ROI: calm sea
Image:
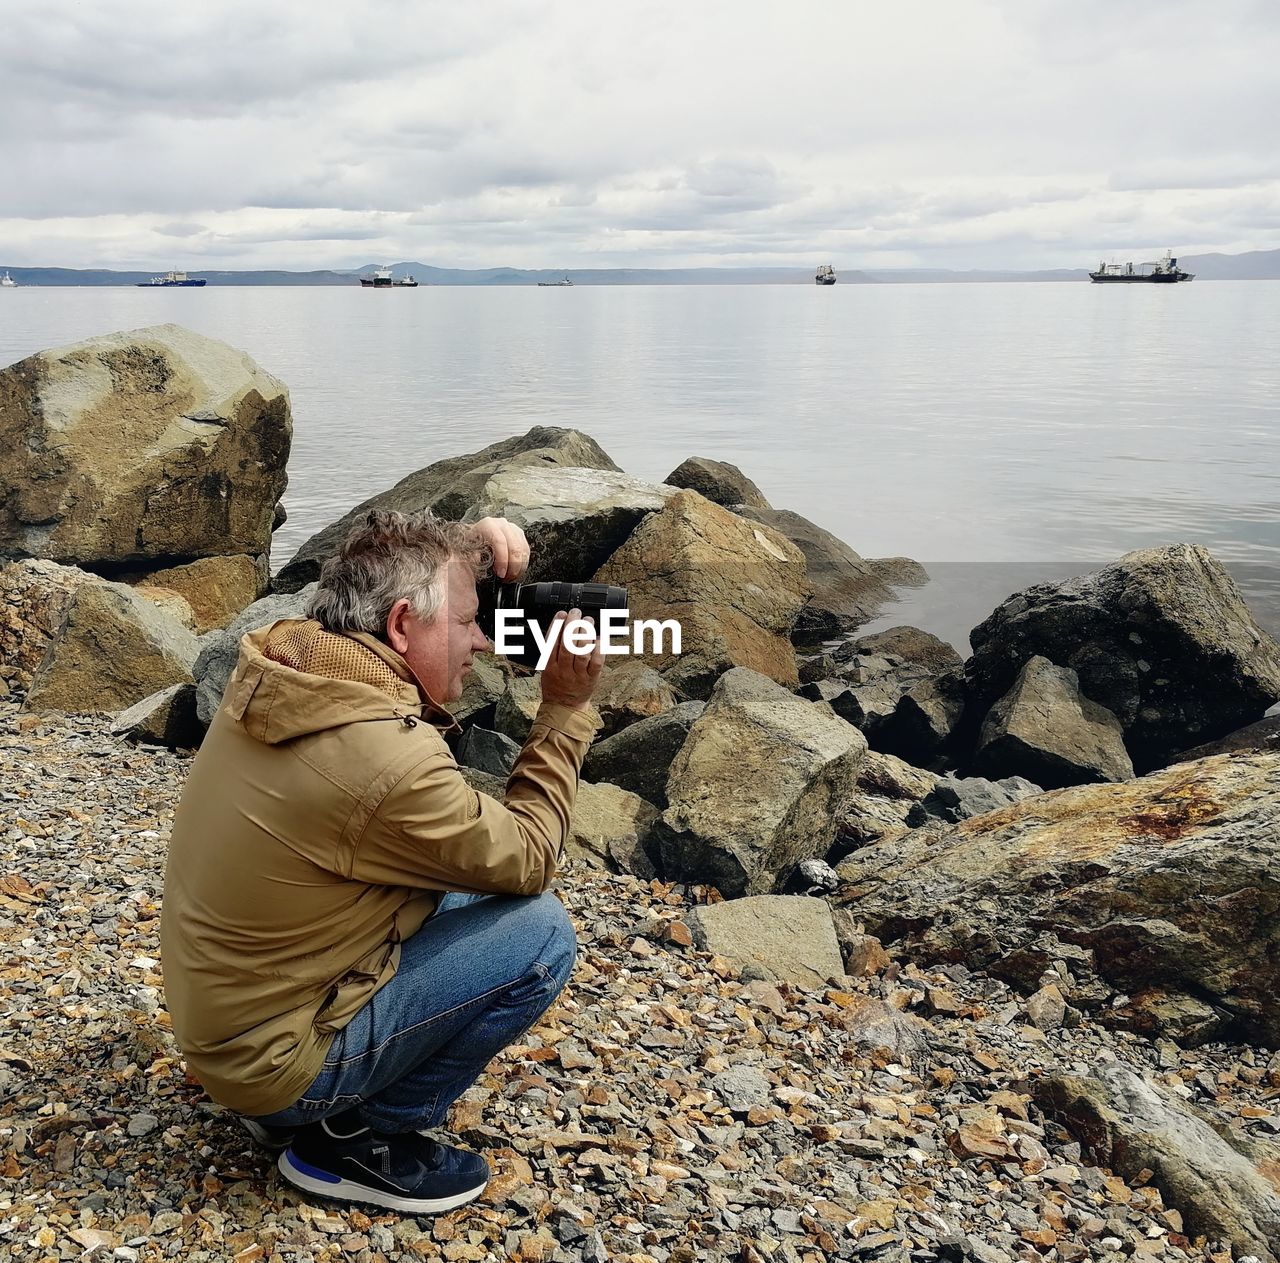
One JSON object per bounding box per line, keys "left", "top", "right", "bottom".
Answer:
{"left": 2, "top": 282, "right": 1278, "bottom": 649}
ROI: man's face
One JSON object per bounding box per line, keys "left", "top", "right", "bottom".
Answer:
{"left": 389, "top": 561, "right": 489, "bottom": 704}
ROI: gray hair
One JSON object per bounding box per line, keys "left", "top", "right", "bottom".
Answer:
{"left": 307, "top": 509, "right": 491, "bottom": 635}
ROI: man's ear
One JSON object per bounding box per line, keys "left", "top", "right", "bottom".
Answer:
{"left": 385, "top": 598, "right": 413, "bottom": 654}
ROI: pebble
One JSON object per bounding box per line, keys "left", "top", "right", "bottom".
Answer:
{"left": 0, "top": 697, "right": 1270, "bottom": 1262}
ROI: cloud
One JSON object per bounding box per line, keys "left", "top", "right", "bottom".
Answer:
{"left": 1, "top": 0, "right": 1279, "bottom": 269}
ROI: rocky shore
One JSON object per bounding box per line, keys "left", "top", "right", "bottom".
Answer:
{"left": 3, "top": 325, "right": 1280, "bottom": 1261}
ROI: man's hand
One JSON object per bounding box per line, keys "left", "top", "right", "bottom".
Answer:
{"left": 473, "top": 516, "right": 530, "bottom": 582}
{"left": 540, "top": 609, "right": 604, "bottom": 710}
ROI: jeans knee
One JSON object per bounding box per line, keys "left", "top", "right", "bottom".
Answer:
{"left": 527, "top": 892, "right": 577, "bottom": 984}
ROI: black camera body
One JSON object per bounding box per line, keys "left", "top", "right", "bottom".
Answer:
{"left": 477, "top": 579, "right": 628, "bottom": 667}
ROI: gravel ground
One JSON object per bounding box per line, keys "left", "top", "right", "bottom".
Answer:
{"left": 1, "top": 699, "right": 1275, "bottom": 1263}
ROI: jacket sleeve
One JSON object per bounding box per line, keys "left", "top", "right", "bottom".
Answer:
{"left": 349, "top": 702, "right": 599, "bottom": 894}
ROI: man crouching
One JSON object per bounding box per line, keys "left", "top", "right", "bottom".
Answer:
{"left": 161, "top": 509, "right": 603, "bottom": 1214}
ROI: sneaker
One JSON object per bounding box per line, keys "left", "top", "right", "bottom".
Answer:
{"left": 277, "top": 1114, "right": 490, "bottom": 1214}
{"left": 236, "top": 1115, "right": 296, "bottom": 1151}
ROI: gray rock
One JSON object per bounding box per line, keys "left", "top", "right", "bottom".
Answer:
{"left": 1038, "top": 1062, "right": 1280, "bottom": 1261}
{"left": 975, "top": 656, "right": 1134, "bottom": 788}
{"left": 193, "top": 584, "right": 316, "bottom": 724}
{"left": 849, "top": 626, "right": 962, "bottom": 676}
{"left": 649, "top": 668, "right": 867, "bottom": 896}
{"left": 966, "top": 544, "right": 1280, "bottom": 771}
{"left": 582, "top": 701, "right": 704, "bottom": 807}
{"left": 687, "top": 895, "right": 844, "bottom": 986}
{"left": 110, "top": 683, "right": 203, "bottom": 750}
{"left": 710, "top": 1065, "right": 772, "bottom": 1113}
{"left": 1171, "top": 713, "right": 1280, "bottom": 764}
{"left": 905, "top": 773, "right": 1041, "bottom": 827}
{"left": 836, "top": 997, "right": 930, "bottom": 1065}
{"left": 664, "top": 456, "right": 770, "bottom": 509}
{"left": 731, "top": 505, "right": 927, "bottom": 642}
{"left": 455, "top": 726, "right": 520, "bottom": 777}
{"left": 876, "top": 665, "right": 970, "bottom": 767}
{"left": 275, "top": 426, "right": 619, "bottom": 592}
{"left": 127, "top": 1113, "right": 159, "bottom": 1138}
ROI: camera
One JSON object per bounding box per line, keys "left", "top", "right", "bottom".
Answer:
{"left": 477, "top": 579, "right": 629, "bottom": 667}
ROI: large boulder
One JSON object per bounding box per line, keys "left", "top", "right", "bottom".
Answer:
{"left": 110, "top": 683, "right": 203, "bottom": 750}
{"left": 875, "top": 666, "right": 969, "bottom": 767}
{"left": 1172, "top": 713, "right": 1280, "bottom": 763}
{"left": 590, "top": 660, "right": 677, "bottom": 738}
{"left": 966, "top": 545, "right": 1280, "bottom": 771}
{"left": 0, "top": 324, "right": 290, "bottom": 569}
{"left": 582, "top": 701, "right": 705, "bottom": 807}
{"left": 193, "top": 585, "right": 317, "bottom": 724}
{"left": 973, "top": 655, "right": 1134, "bottom": 787}
{"left": 834, "top": 750, "right": 939, "bottom": 859}
{"left": 25, "top": 579, "right": 199, "bottom": 715}
{"left": 836, "top": 751, "right": 1280, "bottom": 1046}
{"left": 663, "top": 457, "right": 770, "bottom": 509}
{"left": 733, "top": 506, "right": 927, "bottom": 642}
{"left": 686, "top": 896, "right": 844, "bottom": 987}
{"left": 595, "top": 490, "right": 809, "bottom": 691}
{"left": 565, "top": 781, "right": 659, "bottom": 870}
{"left": 274, "top": 427, "right": 619, "bottom": 593}
{"left": 463, "top": 466, "right": 677, "bottom": 583}
{"left": 649, "top": 668, "right": 867, "bottom": 896}
{"left": 1038, "top": 1062, "right": 1280, "bottom": 1261}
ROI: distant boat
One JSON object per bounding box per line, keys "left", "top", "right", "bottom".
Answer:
{"left": 0, "top": 271, "right": 15, "bottom": 288}
{"left": 360, "top": 265, "right": 418, "bottom": 287}
{"left": 1089, "top": 251, "right": 1193, "bottom": 284}
{"left": 537, "top": 275, "right": 574, "bottom": 287}
{"left": 815, "top": 264, "right": 836, "bottom": 286}
{"left": 137, "top": 270, "right": 206, "bottom": 288}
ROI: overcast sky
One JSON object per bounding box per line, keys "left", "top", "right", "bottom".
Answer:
{"left": 2, "top": 0, "right": 1277, "bottom": 271}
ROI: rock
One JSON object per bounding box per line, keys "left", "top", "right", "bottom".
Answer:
{"left": 664, "top": 457, "right": 770, "bottom": 509}
{"left": 710, "top": 1065, "right": 772, "bottom": 1113}
{"left": 275, "top": 426, "right": 619, "bottom": 592}
{"left": 834, "top": 750, "right": 939, "bottom": 857}
{"left": 566, "top": 782, "right": 658, "bottom": 870}
{"left": 876, "top": 665, "right": 969, "bottom": 766}
{"left": 829, "top": 910, "right": 892, "bottom": 976}
{"left": 456, "top": 726, "right": 520, "bottom": 778}
{"left": 0, "top": 324, "right": 290, "bottom": 567}
{"left": 649, "top": 668, "right": 867, "bottom": 896}
{"left": 904, "top": 773, "right": 1042, "bottom": 827}
{"left": 974, "top": 656, "right": 1134, "bottom": 788}
{"left": 126, "top": 1113, "right": 159, "bottom": 1138}
{"left": 595, "top": 491, "right": 809, "bottom": 691}
{"left": 1, "top": 559, "right": 98, "bottom": 687}
{"left": 1037, "top": 1062, "right": 1280, "bottom": 1261}
{"left": 966, "top": 544, "right": 1280, "bottom": 771}
{"left": 1024, "top": 983, "right": 1067, "bottom": 1031}
{"left": 581, "top": 702, "right": 704, "bottom": 807}
{"left": 1172, "top": 714, "right": 1280, "bottom": 763}
{"left": 110, "top": 683, "right": 202, "bottom": 750}
{"left": 446, "top": 652, "right": 514, "bottom": 729}
{"left": 192, "top": 585, "right": 316, "bottom": 724}
{"left": 25, "top": 579, "right": 199, "bottom": 714}
{"left": 122, "top": 554, "right": 268, "bottom": 633}
{"left": 687, "top": 895, "right": 845, "bottom": 986}
{"left": 463, "top": 465, "right": 678, "bottom": 582}
{"left": 835, "top": 997, "right": 929, "bottom": 1064}
{"left": 591, "top": 660, "right": 677, "bottom": 738}
{"left": 731, "top": 506, "right": 927, "bottom": 643}
{"left": 837, "top": 752, "right": 1280, "bottom": 1045}
{"left": 850, "top": 626, "right": 963, "bottom": 676}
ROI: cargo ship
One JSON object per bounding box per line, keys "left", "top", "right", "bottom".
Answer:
{"left": 1089, "top": 251, "right": 1193, "bottom": 283}
{"left": 137, "top": 270, "right": 206, "bottom": 287}
{"left": 360, "top": 266, "right": 418, "bottom": 287}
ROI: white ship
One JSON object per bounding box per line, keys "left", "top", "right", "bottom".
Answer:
{"left": 815, "top": 264, "right": 836, "bottom": 285}
{"left": 0, "top": 272, "right": 16, "bottom": 288}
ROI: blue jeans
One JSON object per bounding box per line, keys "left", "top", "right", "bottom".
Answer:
{"left": 251, "top": 891, "right": 576, "bottom": 1133}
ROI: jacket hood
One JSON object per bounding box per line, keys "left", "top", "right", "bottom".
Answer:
{"left": 222, "top": 619, "right": 458, "bottom": 744}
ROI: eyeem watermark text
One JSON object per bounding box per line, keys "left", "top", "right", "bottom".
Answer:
{"left": 494, "top": 609, "right": 681, "bottom": 671}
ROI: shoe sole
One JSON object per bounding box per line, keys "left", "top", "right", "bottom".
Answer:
{"left": 277, "top": 1148, "right": 489, "bottom": 1215}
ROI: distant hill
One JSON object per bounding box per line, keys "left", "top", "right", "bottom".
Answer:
{"left": 2, "top": 249, "right": 1277, "bottom": 285}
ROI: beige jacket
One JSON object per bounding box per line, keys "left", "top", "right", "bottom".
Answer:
{"left": 160, "top": 619, "right": 596, "bottom": 1116}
